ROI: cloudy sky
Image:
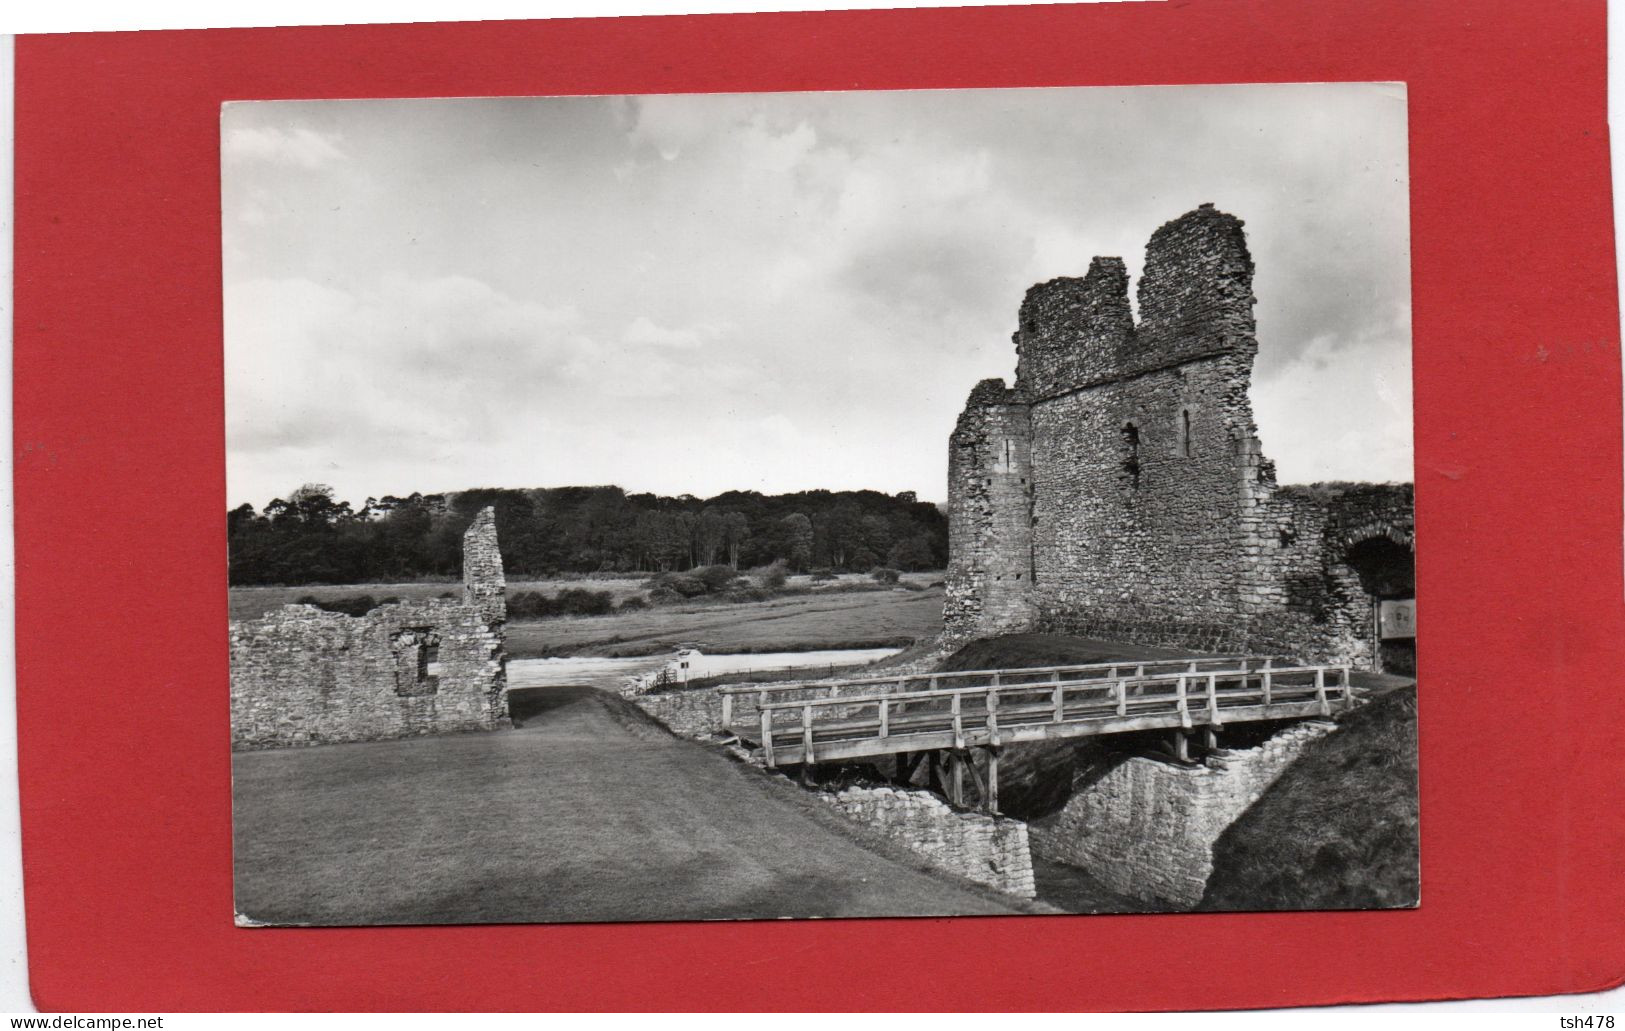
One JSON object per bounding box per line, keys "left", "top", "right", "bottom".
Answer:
{"left": 222, "top": 82, "right": 1411, "bottom": 508}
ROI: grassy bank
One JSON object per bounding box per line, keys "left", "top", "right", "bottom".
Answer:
{"left": 1200, "top": 685, "right": 1419, "bottom": 911}
{"left": 940, "top": 632, "right": 1212, "bottom": 674}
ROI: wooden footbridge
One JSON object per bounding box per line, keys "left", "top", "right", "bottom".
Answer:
{"left": 718, "top": 656, "right": 1355, "bottom": 813}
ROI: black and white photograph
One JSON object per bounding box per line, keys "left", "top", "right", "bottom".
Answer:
{"left": 224, "top": 81, "right": 1418, "bottom": 926}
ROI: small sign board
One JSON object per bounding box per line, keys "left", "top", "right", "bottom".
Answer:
{"left": 1379, "top": 599, "right": 1417, "bottom": 640}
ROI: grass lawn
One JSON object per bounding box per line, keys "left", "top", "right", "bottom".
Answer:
{"left": 1200, "top": 685, "right": 1419, "bottom": 910}
{"left": 232, "top": 686, "right": 1035, "bottom": 925}
{"left": 939, "top": 632, "right": 1213, "bottom": 673}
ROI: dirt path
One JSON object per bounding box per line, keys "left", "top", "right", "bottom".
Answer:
{"left": 233, "top": 687, "right": 1029, "bottom": 925}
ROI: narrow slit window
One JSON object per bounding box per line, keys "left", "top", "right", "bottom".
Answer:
{"left": 1179, "top": 409, "right": 1193, "bottom": 457}
{"left": 1122, "top": 422, "right": 1142, "bottom": 488}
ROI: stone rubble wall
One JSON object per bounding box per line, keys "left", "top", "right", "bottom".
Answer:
{"left": 943, "top": 380, "right": 1035, "bottom": 642}
{"left": 1029, "top": 719, "right": 1337, "bottom": 907}
{"left": 627, "top": 685, "right": 726, "bottom": 739}
{"left": 824, "top": 786, "right": 1037, "bottom": 898}
{"left": 460, "top": 506, "right": 506, "bottom": 625}
{"left": 1027, "top": 355, "right": 1258, "bottom": 629}
{"left": 229, "top": 507, "right": 508, "bottom": 750}
{"left": 1012, "top": 257, "right": 1137, "bottom": 398}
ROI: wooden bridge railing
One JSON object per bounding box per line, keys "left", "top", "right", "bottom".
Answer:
{"left": 743, "top": 664, "right": 1354, "bottom": 767}
{"left": 717, "top": 654, "right": 1290, "bottom": 731}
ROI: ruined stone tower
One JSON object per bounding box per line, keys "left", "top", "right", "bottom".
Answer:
{"left": 945, "top": 206, "right": 1415, "bottom": 669}
{"left": 462, "top": 505, "right": 506, "bottom": 625}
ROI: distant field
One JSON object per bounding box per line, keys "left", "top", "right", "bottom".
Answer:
{"left": 229, "top": 577, "right": 651, "bottom": 622}
{"left": 507, "top": 584, "right": 945, "bottom": 658}
{"left": 229, "top": 573, "right": 946, "bottom": 657}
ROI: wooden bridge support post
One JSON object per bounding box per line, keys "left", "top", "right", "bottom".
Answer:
{"left": 985, "top": 747, "right": 1001, "bottom": 815}
{"left": 959, "top": 749, "right": 987, "bottom": 810}
{"left": 894, "top": 751, "right": 917, "bottom": 788}
{"left": 1172, "top": 730, "right": 1191, "bottom": 763}
{"left": 947, "top": 751, "right": 965, "bottom": 807}
{"left": 1202, "top": 726, "right": 1218, "bottom": 751}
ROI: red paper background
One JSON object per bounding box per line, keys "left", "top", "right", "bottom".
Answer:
{"left": 13, "top": 0, "right": 1625, "bottom": 1012}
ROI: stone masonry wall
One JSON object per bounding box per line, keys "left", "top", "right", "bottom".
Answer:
{"left": 229, "top": 508, "right": 509, "bottom": 749}
{"left": 1028, "top": 720, "right": 1336, "bottom": 907}
{"left": 1238, "top": 483, "right": 1417, "bottom": 667}
{"left": 1028, "top": 355, "right": 1258, "bottom": 628}
{"left": 627, "top": 686, "right": 725, "bottom": 740}
{"left": 943, "top": 380, "right": 1035, "bottom": 641}
{"left": 944, "top": 204, "right": 1416, "bottom": 665}
{"left": 825, "top": 786, "right": 1037, "bottom": 898}
{"left": 1012, "top": 257, "right": 1136, "bottom": 398}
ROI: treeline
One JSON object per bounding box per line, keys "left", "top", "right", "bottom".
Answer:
{"left": 227, "top": 483, "right": 947, "bottom": 586}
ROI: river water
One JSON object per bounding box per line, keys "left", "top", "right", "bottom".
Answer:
{"left": 506, "top": 648, "right": 904, "bottom": 692}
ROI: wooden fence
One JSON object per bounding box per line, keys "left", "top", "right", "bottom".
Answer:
{"left": 717, "top": 654, "right": 1290, "bottom": 732}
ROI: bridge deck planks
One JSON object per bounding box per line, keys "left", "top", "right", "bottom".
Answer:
{"left": 724, "top": 665, "right": 1350, "bottom": 767}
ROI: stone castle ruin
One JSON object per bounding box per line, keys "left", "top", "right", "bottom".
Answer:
{"left": 230, "top": 507, "right": 510, "bottom": 749}
{"left": 946, "top": 205, "right": 1415, "bottom": 672}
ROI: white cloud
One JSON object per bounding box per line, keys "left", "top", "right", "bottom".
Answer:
{"left": 1251, "top": 302, "right": 1414, "bottom": 485}
{"left": 622, "top": 316, "right": 726, "bottom": 350}
{"left": 223, "top": 86, "right": 1412, "bottom": 506}
{"left": 225, "top": 274, "right": 768, "bottom": 501}
{"left": 225, "top": 275, "right": 583, "bottom": 462}
{"left": 224, "top": 125, "right": 347, "bottom": 169}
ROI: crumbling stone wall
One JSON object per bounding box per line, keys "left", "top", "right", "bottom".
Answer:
{"left": 944, "top": 205, "right": 1415, "bottom": 667}
{"left": 1251, "top": 483, "right": 1417, "bottom": 668}
{"left": 461, "top": 506, "right": 506, "bottom": 625}
{"left": 945, "top": 379, "right": 1035, "bottom": 636}
{"left": 230, "top": 508, "right": 509, "bottom": 749}
{"left": 825, "top": 786, "right": 1037, "bottom": 898}
{"left": 1028, "top": 719, "right": 1336, "bottom": 907}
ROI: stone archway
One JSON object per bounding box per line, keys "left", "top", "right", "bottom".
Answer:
{"left": 1341, "top": 534, "right": 1416, "bottom": 675}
